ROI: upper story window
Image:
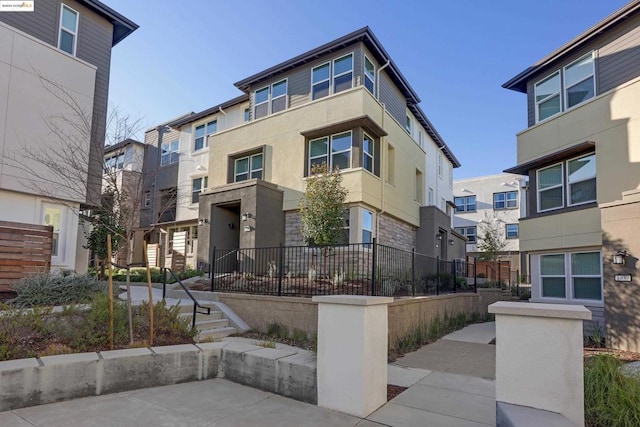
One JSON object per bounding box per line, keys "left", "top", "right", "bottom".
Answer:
{"left": 454, "top": 195, "right": 476, "bottom": 213}
{"left": 160, "top": 140, "right": 179, "bottom": 166}
{"left": 364, "top": 56, "right": 375, "bottom": 94}
{"left": 58, "top": 4, "right": 78, "bottom": 55}
{"left": 308, "top": 131, "right": 351, "bottom": 172}
{"left": 244, "top": 108, "right": 250, "bottom": 122}
{"left": 428, "top": 187, "right": 434, "bottom": 206}
{"left": 194, "top": 120, "right": 217, "bottom": 151}
{"left": 234, "top": 153, "right": 263, "bottom": 182}
{"left": 536, "top": 152, "right": 596, "bottom": 212}
{"left": 405, "top": 115, "right": 412, "bottom": 133}
{"left": 104, "top": 153, "right": 124, "bottom": 172}
{"left": 494, "top": 191, "right": 518, "bottom": 209}
{"left": 191, "top": 176, "right": 208, "bottom": 203}
{"left": 311, "top": 53, "right": 353, "bottom": 101}
{"left": 506, "top": 224, "right": 519, "bottom": 239}
{"left": 363, "top": 133, "right": 374, "bottom": 174}
{"left": 437, "top": 153, "right": 443, "bottom": 178}
{"left": 254, "top": 79, "right": 288, "bottom": 119}
{"left": 143, "top": 191, "right": 151, "bottom": 208}
{"left": 534, "top": 52, "right": 595, "bottom": 123}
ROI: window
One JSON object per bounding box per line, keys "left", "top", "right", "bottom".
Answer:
{"left": 58, "top": 4, "right": 78, "bottom": 55}
{"left": 418, "top": 130, "right": 424, "bottom": 148}
{"left": 539, "top": 251, "right": 602, "bottom": 301}
{"left": 534, "top": 52, "right": 595, "bottom": 123}
{"left": 43, "top": 205, "right": 62, "bottom": 257}
{"left": 271, "top": 79, "right": 287, "bottom": 113}
{"left": 535, "top": 71, "right": 561, "bottom": 122}
{"left": 438, "top": 153, "right": 443, "bottom": 178}
{"left": 386, "top": 143, "right": 395, "bottom": 185}
{"left": 537, "top": 163, "right": 564, "bottom": 212}
{"left": 494, "top": 191, "right": 518, "bottom": 209}
{"left": 311, "top": 53, "right": 353, "bottom": 101}
{"left": 364, "top": 56, "right": 375, "bottom": 94}
{"left": 363, "top": 133, "right": 374, "bottom": 174}
{"left": 160, "top": 140, "right": 179, "bottom": 166}
{"left": 254, "top": 86, "right": 269, "bottom": 119}
{"left": 536, "top": 153, "right": 596, "bottom": 213}
{"left": 308, "top": 131, "right": 351, "bottom": 172}
{"left": 191, "top": 176, "right": 208, "bottom": 203}
{"left": 567, "top": 153, "right": 596, "bottom": 206}
{"left": 564, "top": 53, "right": 595, "bottom": 110}
{"left": 312, "top": 62, "right": 330, "bottom": 100}
{"left": 428, "top": 187, "right": 434, "bottom": 206}
{"left": 448, "top": 164, "right": 453, "bottom": 189}
{"left": 362, "top": 209, "right": 373, "bottom": 244}
{"left": 415, "top": 169, "right": 424, "bottom": 203}
{"left": 338, "top": 208, "right": 350, "bottom": 245}
{"left": 194, "top": 120, "right": 217, "bottom": 151}
{"left": 104, "top": 153, "right": 124, "bottom": 172}
{"left": 143, "top": 191, "right": 151, "bottom": 208}
{"left": 505, "top": 224, "right": 519, "bottom": 239}
{"left": 440, "top": 197, "right": 446, "bottom": 211}
{"left": 455, "top": 226, "right": 476, "bottom": 243}
{"left": 167, "top": 226, "right": 195, "bottom": 255}
{"left": 244, "top": 108, "right": 250, "bottom": 122}
{"left": 333, "top": 54, "right": 353, "bottom": 94}
{"left": 405, "top": 115, "right": 412, "bottom": 133}
{"left": 234, "top": 153, "right": 263, "bottom": 182}
{"left": 454, "top": 196, "right": 476, "bottom": 213}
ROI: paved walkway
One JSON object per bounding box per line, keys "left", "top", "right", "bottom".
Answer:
{"left": 0, "top": 321, "right": 496, "bottom": 427}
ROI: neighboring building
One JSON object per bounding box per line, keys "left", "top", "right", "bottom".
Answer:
{"left": 102, "top": 138, "right": 147, "bottom": 264}
{"left": 0, "top": 0, "right": 137, "bottom": 272}
{"left": 453, "top": 173, "right": 527, "bottom": 273}
{"left": 162, "top": 27, "right": 464, "bottom": 269}
{"left": 503, "top": 0, "right": 640, "bottom": 350}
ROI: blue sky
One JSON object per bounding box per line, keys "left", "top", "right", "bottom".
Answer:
{"left": 106, "top": 0, "right": 629, "bottom": 179}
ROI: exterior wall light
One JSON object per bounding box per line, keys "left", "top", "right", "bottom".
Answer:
{"left": 198, "top": 218, "right": 208, "bottom": 226}
{"left": 613, "top": 250, "right": 627, "bottom": 265}
{"left": 449, "top": 239, "right": 454, "bottom": 245}
{"left": 242, "top": 212, "right": 253, "bottom": 222}
{"left": 243, "top": 225, "right": 254, "bottom": 232}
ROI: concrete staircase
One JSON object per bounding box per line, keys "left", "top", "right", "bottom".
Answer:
{"left": 178, "top": 302, "right": 237, "bottom": 341}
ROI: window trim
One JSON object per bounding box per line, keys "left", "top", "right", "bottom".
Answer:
{"left": 537, "top": 162, "right": 565, "bottom": 213}
{"left": 534, "top": 70, "right": 561, "bottom": 123}
{"left": 505, "top": 223, "right": 519, "bottom": 239}
{"left": 58, "top": 3, "right": 79, "bottom": 56}
{"left": 307, "top": 131, "right": 352, "bottom": 174}
{"left": 194, "top": 120, "right": 217, "bottom": 152}
{"left": 234, "top": 153, "right": 263, "bottom": 182}
{"left": 493, "top": 191, "right": 518, "bottom": 210}
{"left": 270, "top": 78, "right": 288, "bottom": 114}
{"left": 563, "top": 52, "right": 596, "bottom": 112}
{"left": 362, "top": 132, "right": 374, "bottom": 174}
{"left": 454, "top": 195, "right": 476, "bottom": 213}
{"left": 311, "top": 61, "right": 331, "bottom": 101}
{"left": 566, "top": 152, "right": 597, "bottom": 207}
{"left": 332, "top": 53, "right": 353, "bottom": 94}
{"left": 160, "top": 140, "right": 179, "bottom": 167}
{"left": 364, "top": 55, "right": 375, "bottom": 95}
{"left": 253, "top": 86, "right": 270, "bottom": 119}
{"left": 454, "top": 226, "right": 477, "bottom": 243}
{"left": 538, "top": 251, "right": 603, "bottom": 303}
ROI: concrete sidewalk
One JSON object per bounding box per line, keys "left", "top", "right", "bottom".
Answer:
{"left": 0, "top": 322, "right": 497, "bottom": 427}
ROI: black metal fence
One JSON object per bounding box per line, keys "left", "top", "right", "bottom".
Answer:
{"left": 209, "top": 239, "right": 477, "bottom": 297}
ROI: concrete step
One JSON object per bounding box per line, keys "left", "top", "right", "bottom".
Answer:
{"left": 180, "top": 310, "right": 223, "bottom": 321}
{"left": 194, "top": 318, "right": 229, "bottom": 330}
{"left": 178, "top": 302, "right": 217, "bottom": 314}
{"left": 197, "top": 326, "right": 236, "bottom": 341}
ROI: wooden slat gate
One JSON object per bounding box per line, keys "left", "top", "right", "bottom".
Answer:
{"left": 0, "top": 221, "right": 53, "bottom": 292}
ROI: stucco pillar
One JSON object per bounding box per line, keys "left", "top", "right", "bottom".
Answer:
{"left": 312, "top": 295, "right": 393, "bottom": 417}
{"left": 489, "top": 302, "right": 591, "bottom": 426}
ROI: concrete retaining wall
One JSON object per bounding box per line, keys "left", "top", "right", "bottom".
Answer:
{"left": 0, "top": 341, "right": 316, "bottom": 412}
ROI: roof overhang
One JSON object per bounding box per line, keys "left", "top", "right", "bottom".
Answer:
{"left": 167, "top": 94, "right": 249, "bottom": 129}
{"left": 504, "top": 141, "right": 595, "bottom": 175}
{"left": 80, "top": 0, "right": 138, "bottom": 46}
{"left": 503, "top": 1, "right": 640, "bottom": 93}
{"left": 408, "top": 103, "right": 461, "bottom": 168}
{"left": 233, "top": 27, "right": 421, "bottom": 105}
{"left": 300, "top": 115, "right": 387, "bottom": 139}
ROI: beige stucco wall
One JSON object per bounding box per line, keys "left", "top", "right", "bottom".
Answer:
{"left": 518, "top": 207, "right": 602, "bottom": 252}
{"left": 516, "top": 76, "right": 640, "bottom": 206}
{"left": 0, "top": 21, "right": 96, "bottom": 203}
{"left": 207, "top": 86, "right": 426, "bottom": 228}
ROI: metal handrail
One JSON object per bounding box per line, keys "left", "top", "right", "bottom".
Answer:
{"left": 162, "top": 267, "right": 211, "bottom": 329}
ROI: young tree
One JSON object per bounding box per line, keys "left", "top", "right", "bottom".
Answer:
{"left": 299, "top": 163, "right": 349, "bottom": 246}
{"left": 477, "top": 212, "right": 507, "bottom": 262}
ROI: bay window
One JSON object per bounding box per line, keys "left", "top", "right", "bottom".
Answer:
{"left": 536, "top": 153, "right": 596, "bottom": 213}
{"left": 567, "top": 153, "right": 596, "bottom": 206}
{"left": 308, "top": 131, "right": 351, "bottom": 172}
{"left": 537, "top": 163, "right": 564, "bottom": 212}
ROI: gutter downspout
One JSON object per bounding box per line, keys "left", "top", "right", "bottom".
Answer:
{"left": 218, "top": 106, "right": 227, "bottom": 133}
{"left": 375, "top": 61, "right": 390, "bottom": 241}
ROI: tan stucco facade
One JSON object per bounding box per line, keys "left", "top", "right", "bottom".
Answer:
{"left": 206, "top": 86, "right": 427, "bottom": 229}
{"left": 519, "top": 207, "right": 602, "bottom": 252}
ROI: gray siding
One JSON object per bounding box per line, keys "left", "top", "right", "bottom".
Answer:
{"left": 0, "top": 0, "right": 58, "bottom": 45}
{"left": 526, "top": 13, "right": 640, "bottom": 127}
{"left": 379, "top": 71, "right": 407, "bottom": 125}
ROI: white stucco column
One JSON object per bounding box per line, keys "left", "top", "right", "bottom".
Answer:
{"left": 313, "top": 295, "right": 393, "bottom": 417}
{"left": 489, "top": 302, "right": 591, "bottom": 426}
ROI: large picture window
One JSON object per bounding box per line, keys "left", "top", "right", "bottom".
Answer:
{"left": 539, "top": 251, "right": 602, "bottom": 301}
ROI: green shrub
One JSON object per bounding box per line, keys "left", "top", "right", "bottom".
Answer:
{"left": 9, "top": 272, "right": 106, "bottom": 308}
{"left": 0, "top": 305, "right": 52, "bottom": 360}
{"left": 266, "top": 322, "right": 289, "bottom": 340}
{"left": 133, "top": 300, "right": 197, "bottom": 345}
{"left": 585, "top": 355, "right": 640, "bottom": 427}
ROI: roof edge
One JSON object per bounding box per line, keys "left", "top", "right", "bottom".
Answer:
{"left": 80, "top": 0, "right": 138, "bottom": 46}
{"left": 408, "top": 104, "right": 461, "bottom": 168}
{"left": 167, "top": 94, "right": 249, "bottom": 129}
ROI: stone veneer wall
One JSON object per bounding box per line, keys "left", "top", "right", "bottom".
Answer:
{"left": 377, "top": 213, "right": 416, "bottom": 252}
{"left": 285, "top": 211, "right": 305, "bottom": 246}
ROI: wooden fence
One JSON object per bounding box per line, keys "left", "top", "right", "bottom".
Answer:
{"left": 0, "top": 221, "right": 53, "bottom": 292}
